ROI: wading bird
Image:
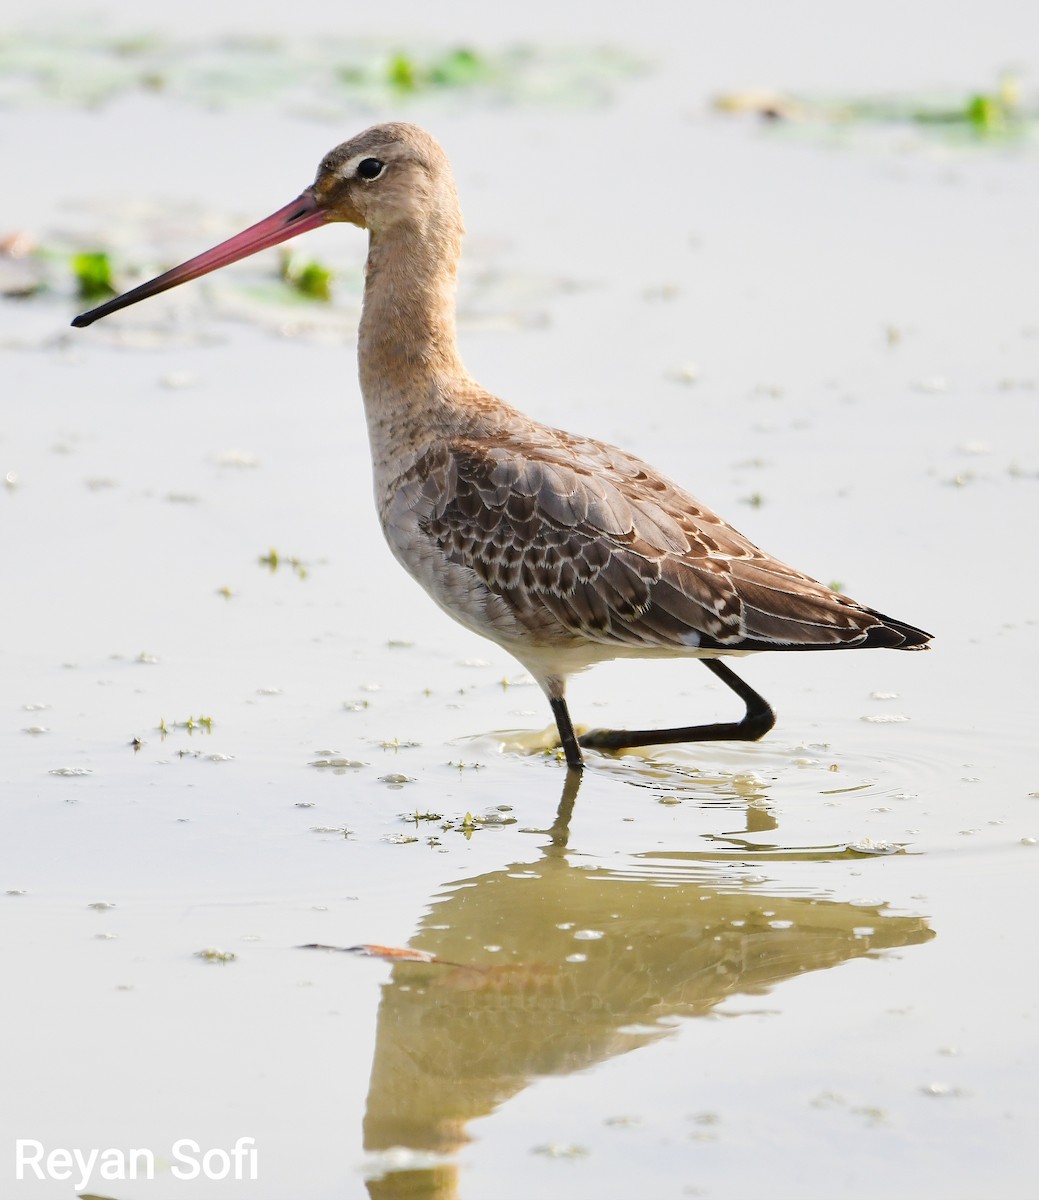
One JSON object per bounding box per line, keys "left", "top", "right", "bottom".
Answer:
{"left": 73, "top": 123, "right": 931, "bottom": 770}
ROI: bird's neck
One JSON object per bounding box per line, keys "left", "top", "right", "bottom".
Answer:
{"left": 357, "top": 216, "right": 471, "bottom": 468}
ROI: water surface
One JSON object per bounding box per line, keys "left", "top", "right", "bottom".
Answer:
{"left": 3, "top": 4, "right": 1038, "bottom": 1198}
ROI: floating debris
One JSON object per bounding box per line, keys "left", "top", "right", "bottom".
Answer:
{"left": 194, "top": 947, "right": 237, "bottom": 963}
{"left": 214, "top": 449, "right": 259, "bottom": 468}
{"left": 474, "top": 811, "right": 517, "bottom": 826}
{"left": 158, "top": 714, "right": 214, "bottom": 735}
{"left": 531, "top": 1143, "right": 589, "bottom": 1160}
{"left": 847, "top": 838, "right": 901, "bottom": 856}
{"left": 714, "top": 74, "right": 1039, "bottom": 148}
{"left": 666, "top": 363, "right": 700, "bottom": 385}
{"left": 379, "top": 736, "right": 420, "bottom": 750}
{"left": 259, "top": 548, "right": 308, "bottom": 579}
{"left": 920, "top": 1082, "right": 970, "bottom": 1099}
{"left": 913, "top": 376, "right": 950, "bottom": 394}
{"left": 301, "top": 942, "right": 447, "bottom": 964}
{"left": 158, "top": 370, "right": 197, "bottom": 390}
{"left": 0, "top": 231, "right": 44, "bottom": 295}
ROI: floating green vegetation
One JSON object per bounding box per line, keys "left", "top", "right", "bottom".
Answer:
{"left": 71, "top": 250, "right": 115, "bottom": 300}
{"left": 0, "top": 28, "right": 645, "bottom": 114}
{"left": 714, "top": 74, "right": 1039, "bottom": 148}
{"left": 279, "top": 251, "right": 334, "bottom": 301}
{"left": 290, "top": 262, "right": 333, "bottom": 300}
{"left": 158, "top": 714, "right": 214, "bottom": 736}
{"left": 11, "top": 202, "right": 574, "bottom": 341}
{"left": 446, "top": 809, "right": 519, "bottom": 834}
{"left": 379, "top": 737, "right": 421, "bottom": 750}
{"left": 384, "top": 46, "right": 492, "bottom": 94}
{"left": 259, "top": 548, "right": 308, "bottom": 579}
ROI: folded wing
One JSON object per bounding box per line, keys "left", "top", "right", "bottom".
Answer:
{"left": 412, "top": 428, "right": 931, "bottom": 653}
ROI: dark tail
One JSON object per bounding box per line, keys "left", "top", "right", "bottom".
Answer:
{"left": 862, "top": 610, "right": 933, "bottom": 650}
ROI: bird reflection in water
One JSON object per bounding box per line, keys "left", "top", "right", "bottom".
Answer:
{"left": 316, "top": 774, "right": 935, "bottom": 1200}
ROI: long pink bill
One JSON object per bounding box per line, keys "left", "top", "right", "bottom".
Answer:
{"left": 71, "top": 189, "right": 329, "bottom": 328}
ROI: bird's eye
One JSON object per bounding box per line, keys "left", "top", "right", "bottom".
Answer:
{"left": 356, "top": 158, "right": 385, "bottom": 180}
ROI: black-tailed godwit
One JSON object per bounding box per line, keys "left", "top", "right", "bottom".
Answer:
{"left": 73, "top": 123, "right": 932, "bottom": 770}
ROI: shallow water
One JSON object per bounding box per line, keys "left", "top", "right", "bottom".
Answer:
{"left": 3, "top": 3, "right": 1039, "bottom": 1198}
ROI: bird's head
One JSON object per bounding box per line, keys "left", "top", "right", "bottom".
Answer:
{"left": 71, "top": 122, "right": 458, "bottom": 328}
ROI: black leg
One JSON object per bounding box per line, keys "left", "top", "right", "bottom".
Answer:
{"left": 578, "top": 658, "right": 776, "bottom": 754}
{"left": 550, "top": 696, "right": 585, "bottom": 771}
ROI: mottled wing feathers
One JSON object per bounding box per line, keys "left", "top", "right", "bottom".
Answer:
{"left": 413, "top": 428, "right": 926, "bottom": 653}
